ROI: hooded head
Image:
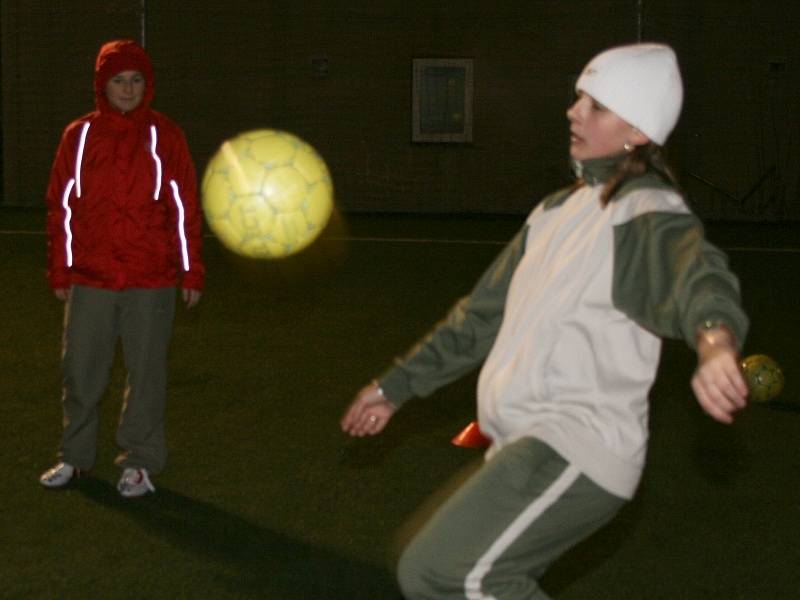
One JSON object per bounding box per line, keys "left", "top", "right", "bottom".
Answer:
{"left": 575, "top": 43, "right": 683, "bottom": 146}
{"left": 94, "top": 39, "right": 154, "bottom": 114}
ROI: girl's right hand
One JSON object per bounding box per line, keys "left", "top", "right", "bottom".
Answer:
{"left": 340, "top": 382, "right": 397, "bottom": 437}
{"left": 691, "top": 326, "right": 748, "bottom": 424}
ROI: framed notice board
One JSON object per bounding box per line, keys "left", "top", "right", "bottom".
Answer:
{"left": 412, "top": 58, "right": 474, "bottom": 143}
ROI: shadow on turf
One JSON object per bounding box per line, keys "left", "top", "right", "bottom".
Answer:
{"left": 75, "top": 479, "right": 401, "bottom": 600}
{"left": 765, "top": 400, "right": 800, "bottom": 413}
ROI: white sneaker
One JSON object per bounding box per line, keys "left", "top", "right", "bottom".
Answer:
{"left": 117, "top": 468, "right": 155, "bottom": 498}
{"left": 40, "top": 462, "right": 77, "bottom": 488}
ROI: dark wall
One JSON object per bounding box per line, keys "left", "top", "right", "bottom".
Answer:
{"left": 3, "top": 1, "right": 798, "bottom": 219}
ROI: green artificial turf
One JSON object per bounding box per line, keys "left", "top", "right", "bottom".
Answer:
{"left": 1, "top": 208, "right": 798, "bottom": 599}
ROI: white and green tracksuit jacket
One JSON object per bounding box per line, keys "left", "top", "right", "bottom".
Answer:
{"left": 379, "top": 157, "right": 749, "bottom": 500}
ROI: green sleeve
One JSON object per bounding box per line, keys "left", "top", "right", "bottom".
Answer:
{"left": 613, "top": 212, "right": 749, "bottom": 350}
{"left": 378, "top": 226, "right": 527, "bottom": 407}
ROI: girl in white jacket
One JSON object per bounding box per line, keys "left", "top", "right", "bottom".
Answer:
{"left": 342, "top": 44, "right": 749, "bottom": 600}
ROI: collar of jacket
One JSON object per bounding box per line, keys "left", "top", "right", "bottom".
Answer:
{"left": 571, "top": 154, "right": 626, "bottom": 185}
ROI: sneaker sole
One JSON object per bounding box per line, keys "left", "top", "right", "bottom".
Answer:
{"left": 118, "top": 488, "right": 154, "bottom": 498}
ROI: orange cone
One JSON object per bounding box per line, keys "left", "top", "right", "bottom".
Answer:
{"left": 451, "top": 420, "right": 491, "bottom": 448}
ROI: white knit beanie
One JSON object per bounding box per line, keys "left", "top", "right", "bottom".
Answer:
{"left": 575, "top": 43, "right": 683, "bottom": 146}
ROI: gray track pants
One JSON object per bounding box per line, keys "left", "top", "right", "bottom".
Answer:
{"left": 398, "top": 438, "right": 626, "bottom": 599}
{"left": 59, "top": 285, "right": 176, "bottom": 474}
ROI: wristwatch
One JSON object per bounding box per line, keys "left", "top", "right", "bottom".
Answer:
{"left": 696, "top": 319, "right": 733, "bottom": 347}
{"left": 699, "top": 319, "right": 723, "bottom": 331}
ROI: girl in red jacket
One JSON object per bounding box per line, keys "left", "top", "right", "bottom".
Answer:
{"left": 40, "top": 39, "right": 204, "bottom": 497}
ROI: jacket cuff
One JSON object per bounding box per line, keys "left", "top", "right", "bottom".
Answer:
{"left": 180, "top": 273, "right": 204, "bottom": 291}
{"left": 48, "top": 271, "right": 71, "bottom": 290}
{"left": 687, "top": 313, "right": 748, "bottom": 352}
{"left": 377, "top": 367, "right": 416, "bottom": 408}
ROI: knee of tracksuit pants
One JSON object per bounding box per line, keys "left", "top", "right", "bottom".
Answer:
{"left": 397, "top": 543, "right": 437, "bottom": 599}
{"left": 396, "top": 536, "right": 467, "bottom": 599}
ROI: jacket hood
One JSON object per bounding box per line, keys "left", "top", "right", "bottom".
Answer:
{"left": 94, "top": 39, "right": 154, "bottom": 114}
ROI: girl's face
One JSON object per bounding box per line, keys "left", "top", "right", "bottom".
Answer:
{"left": 104, "top": 70, "right": 145, "bottom": 113}
{"left": 567, "top": 92, "right": 649, "bottom": 160}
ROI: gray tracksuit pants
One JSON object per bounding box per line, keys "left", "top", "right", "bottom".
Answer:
{"left": 58, "top": 285, "right": 175, "bottom": 474}
{"left": 398, "top": 438, "right": 626, "bottom": 599}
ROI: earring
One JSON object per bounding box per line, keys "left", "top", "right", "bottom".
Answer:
{"left": 623, "top": 142, "right": 633, "bottom": 152}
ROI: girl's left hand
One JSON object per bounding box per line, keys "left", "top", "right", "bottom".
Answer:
{"left": 691, "top": 329, "right": 748, "bottom": 424}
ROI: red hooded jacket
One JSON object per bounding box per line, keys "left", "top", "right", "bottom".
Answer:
{"left": 46, "top": 40, "right": 204, "bottom": 291}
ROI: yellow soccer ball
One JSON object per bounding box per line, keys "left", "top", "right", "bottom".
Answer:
{"left": 202, "top": 129, "right": 334, "bottom": 259}
{"left": 741, "top": 354, "right": 785, "bottom": 403}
